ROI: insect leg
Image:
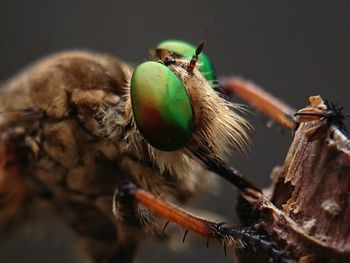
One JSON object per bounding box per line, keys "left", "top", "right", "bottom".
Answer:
{"left": 114, "top": 181, "right": 244, "bottom": 245}
{"left": 220, "top": 77, "right": 296, "bottom": 130}
{"left": 114, "top": 181, "right": 295, "bottom": 262}
{"left": 194, "top": 152, "right": 261, "bottom": 192}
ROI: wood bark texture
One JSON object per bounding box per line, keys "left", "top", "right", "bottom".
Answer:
{"left": 237, "top": 97, "right": 350, "bottom": 263}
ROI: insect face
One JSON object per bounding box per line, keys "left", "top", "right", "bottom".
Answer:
{"left": 130, "top": 40, "right": 248, "bottom": 158}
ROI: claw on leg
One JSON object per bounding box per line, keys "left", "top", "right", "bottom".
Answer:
{"left": 114, "top": 181, "right": 245, "bottom": 247}
{"left": 114, "top": 182, "right": 295, "bottom": 262}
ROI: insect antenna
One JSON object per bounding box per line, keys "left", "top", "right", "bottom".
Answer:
{"left": 187, "top": 41, "right": 205, "bottom": 74}
{"left": 186, "top": 8, "right": 220, "bottom": 74}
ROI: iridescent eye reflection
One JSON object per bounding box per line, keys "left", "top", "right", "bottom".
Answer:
{"left": 130, "top": 61, "right": 194, "bottom": 151}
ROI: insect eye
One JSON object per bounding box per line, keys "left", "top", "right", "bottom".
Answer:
{"left": 130, "top": 61, "right": 194, "bottom": 151}
{"left": 156, "top": 40, "right": 215, "bottom": 83}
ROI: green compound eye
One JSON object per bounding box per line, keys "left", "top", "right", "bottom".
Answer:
{"left": 131, "top": 61, "right": 194, "bottom": 151}
{"left": 156, "top": 39, "right": 215, "bottom": 83}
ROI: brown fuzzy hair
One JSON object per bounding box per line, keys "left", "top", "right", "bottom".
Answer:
{"left": 117, "top": 56, "right": 250, "bottom": 179}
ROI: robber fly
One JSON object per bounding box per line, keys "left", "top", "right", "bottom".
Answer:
{"left": 0, "top": 40, "right": 292, "bottom": 263}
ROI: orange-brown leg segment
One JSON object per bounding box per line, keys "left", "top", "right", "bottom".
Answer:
{"left": 115, "top": 182, "right": 227, "bottom": 240}
{"left": 115, "top": 182, "right": 295, "bottom": 263}
{"left": 220, "top": 77, "right": 296, "bottom": 130}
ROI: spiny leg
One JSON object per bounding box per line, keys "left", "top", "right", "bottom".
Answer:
{"left": 114, "top": 181, "right": 295, "bottom": 263}
{"left": 115, "top": 181, "right": 238, "bottom": 242}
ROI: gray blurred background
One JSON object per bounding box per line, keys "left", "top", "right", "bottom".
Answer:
{"left": 0, "top": 0, "right": 349, "bottom": 262}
